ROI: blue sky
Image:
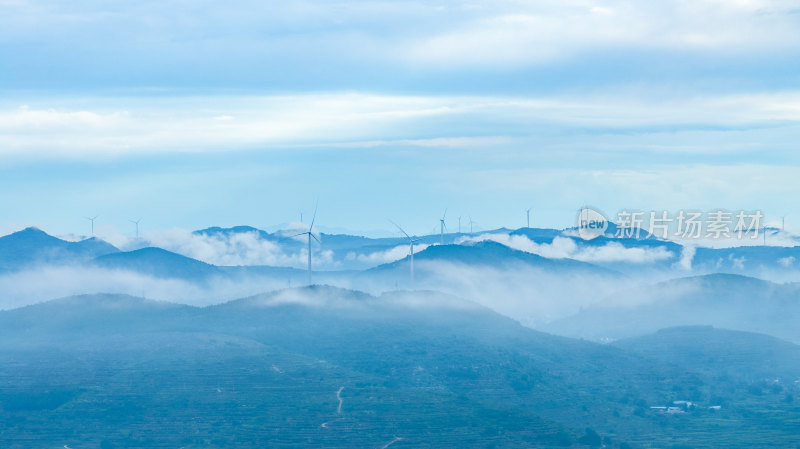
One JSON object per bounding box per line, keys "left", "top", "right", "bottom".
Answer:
{"left": 2, "top": 0, "right": 800, "bottom": 238}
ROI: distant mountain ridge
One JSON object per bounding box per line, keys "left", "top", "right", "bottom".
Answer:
{"left": 0, "top": 227, "right": 119, "bottom": 270}
{"left": 368, "top": 240, "right": 621, "bottom": 276}
{"left": 543, "top": 273, "right": 800, "bottom": 343}
{"left": 93, "top": 247, "right": 222, "bottom": 281}
{"left": 614, "top": 325, "right": 800, "bottom": 382}
{"left": 7, "top": 224, "right": 800, "bottom": 275}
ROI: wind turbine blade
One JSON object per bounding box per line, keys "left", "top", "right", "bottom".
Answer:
{"left": 309, "top": 200, "right": 319, "bottom": 231}
{"left": 310, "top": 233, "right": 320, "bottom": 243}
{"left": 442, "top": 208, "right": 447, "bottom": 220}
{"left": 389, "top": 219, "right": 410, "bottom": 239}
{"left": 291, "top": 232, "right": 308, "bottom": 238}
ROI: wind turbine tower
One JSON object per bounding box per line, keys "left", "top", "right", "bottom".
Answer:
{"left": 440, "top": 209, "right": 447, "bottom": 244}
{"left": 85, "top": 215, "right": 98, "bottom": 237}
{"left": 130, "top": 218, "right": 142, "bottom": 239}
{"left": 390, "top": 220, "right": 419, "bottom": 289}
{"left": 527, "top": 208, "right": 532, "bottom": 228}
{"left": 293, "top": 203, "right": 319, "bottom": 285}
{"left": 458, "top": 216, "right": 462, "bottom": 234}
{"left": 469, "top": 217, "right": 474, "bottom": 234}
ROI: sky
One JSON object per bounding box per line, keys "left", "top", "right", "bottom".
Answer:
{"left": 2, "top": 0, "right": 800, "bottom": 238}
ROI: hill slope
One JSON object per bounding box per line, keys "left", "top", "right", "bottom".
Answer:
{"left": 0, "top": 227, "right": 119, "bottom": 270}
{"left": 542, "top": 274, "right": 800, "bottom": 342}
{"left": 93, "top": 247, "right": 222, "bottom": 281}
{"left": 614, "top": 326, "right": 800, "bottom": 383}
{"left": 2, "top": 287, "right": 799, "bottom": 447}
{"left": 369, "top": 240, "right": 619, "bottom": 276}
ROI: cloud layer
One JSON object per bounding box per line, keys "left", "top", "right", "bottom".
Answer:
{"left": 460, "top": 234, "right": 674, "bottom": 264}
{"left": 4, "top": 91, "right": 800, "bottom": 159}
{"left": 3, "top": 0, "right": 800, "bottom": 239}
{"left": 3, "top": 0, "right": 800, "bottom": 89}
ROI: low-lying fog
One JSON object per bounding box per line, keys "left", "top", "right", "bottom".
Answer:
{"left": 3, "top": 226, "right": 800, "bottom": 342}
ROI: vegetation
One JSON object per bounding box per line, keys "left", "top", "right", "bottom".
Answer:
{"left": 1, "top": 289, "right": 799, "bottom": 448}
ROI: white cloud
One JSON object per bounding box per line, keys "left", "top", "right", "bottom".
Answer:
{"left": 0, "top": 266, "right": 208, "bottom": 309}
{"left": 5, "top": 105, "right": 126, "bottom": 128}
{"left": 346, "top": 243, "right": 431, "bottom": 265}
{"left": 402, "top": 0, "right": 800, "bottom": 68}
{"left": 459, "top": 234, "right": 674, "bottom": 264}
{"left": 729, "top": 253, "right": 746, "bottom": 269}
{"left": 0, "top": 264, "right": 323, "bottom": 309}
{"left": 112, "top": 228, "right": 335, "bottom": 268}
{"left": 0, "top": 94, "right": 480, "bottom": 158}
{"left": 412, "top": 259, "right": 636, "bottom": 324}
{"left": 576, "top": 241, "right": 675, "bottom": 264}
{"left": 675, "top": 245, "right": 696, "bottom": 270}
{"left": 332, "top": 136, "right": 514, "bottom": 149}
{"left": 4, "top": 91, "right": 800, "bottom": 160}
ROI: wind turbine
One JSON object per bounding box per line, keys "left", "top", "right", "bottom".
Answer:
{"left": 84, "top": 215, "right": 98, "bottom": 237}
{"left": 527, "top": 208, "right": 532, "bottom": 228}
{"left": 293, "top": 203, "right": 319, "bottom": 285}
{"left": 439, "top": 209, "right": 447, "bottom": 244}
{"left": 458, "top": 216, "right": 462, "bottom": 234}
{"left": 129, "top": 218, "right": 142, "bottom": 239}
{"left": 469, "top": 216, "right": 474, "bottom": 234}
{"left": 390, "top": 220, "right": 419, "bottom": 289}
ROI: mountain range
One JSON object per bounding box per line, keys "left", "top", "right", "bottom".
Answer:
{"left": 543, "top": 273, "right": 800, "bottom": 343}
{"left": 4, "top": 225, "right": 800, "bottom": 277}
{"left": 0, "top": 227, "right": 119, "bottom": 270}
{"left": 1, "top": 288, "right": 799, "bottom": 448}
{"left": 3, "top": 225, "right": 800, "bottom": 336}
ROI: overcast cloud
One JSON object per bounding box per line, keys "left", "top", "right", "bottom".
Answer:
{"left": 3, "top": 0, "right": 800, "bottom": 234}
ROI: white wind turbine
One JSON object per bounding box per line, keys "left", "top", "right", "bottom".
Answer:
{"left": 293, "top": 203, "right": 319, "bottom": 285}
{"left": 390, "top": 220, "right": 420, "bottom": 289}
{"left": 439, "top": 209, "right": 447, "bottom": 244}
{"left": 129, "top": 217, "right": 142, "bottom": 239}
{"left": 469, "top": 216, "right": 474, "bottom": 234}
{"left": 84, "top": 215, "right": 98, "bottom": 237}
{"left": 527, "top": 208, "right": 532, "bottom": 228}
